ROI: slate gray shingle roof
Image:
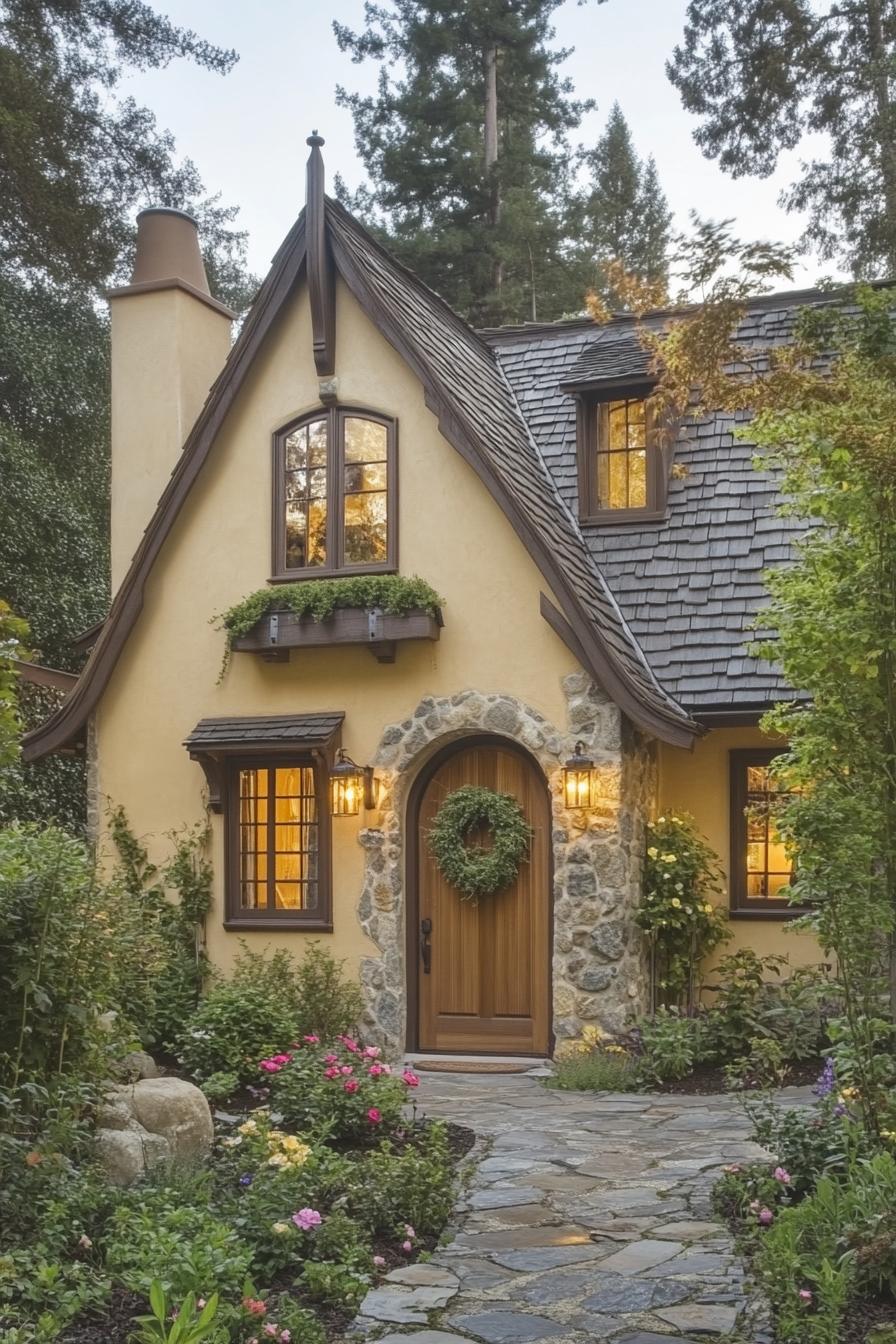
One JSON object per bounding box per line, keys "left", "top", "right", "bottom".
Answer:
{"left": 559, "top": 330, "right": 654, "bottom": 388}
{"left": 327, "top": 200, "right": 696, "bottom": 743}
{"left": 184, "top": 713, "right": 344, "bottom": 750}
{"left": 484, "top": 294, "right": 837, "bottom": 712}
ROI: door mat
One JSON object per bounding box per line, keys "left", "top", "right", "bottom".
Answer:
{"left": 412, "top": 1060, "right": 533, "bottom": 1074}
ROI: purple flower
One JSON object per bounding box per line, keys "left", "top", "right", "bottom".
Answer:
{"left": 813, "top": 1058, "right": 836, "bottom": 1099}
{"left": 239, "top": 1173, "right": 253, "bottom": 1186}
{"left": 833, "top": 1102, "right": 848, "bottom": 1118}
{"left": 292, "top": 1208, "right": 322, "bottom": 1231}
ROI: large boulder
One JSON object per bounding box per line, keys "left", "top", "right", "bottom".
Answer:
{"left": 95, "top": 1077, "right": 213, "bottom": 1186}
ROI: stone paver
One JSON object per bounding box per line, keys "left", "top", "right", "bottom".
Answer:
{"left": 351, "top": 1072, "right": 812, "bottom": 1341}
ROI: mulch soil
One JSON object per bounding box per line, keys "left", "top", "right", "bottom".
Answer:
{"left": 652, "top": 1056, "right": 822, "bottom": 1095}
{"left": 56, "top": 1120, "right": 476, "bottom": 1344}
{"left": 840, "top": 1294, "right": 896, "bottom": 1343}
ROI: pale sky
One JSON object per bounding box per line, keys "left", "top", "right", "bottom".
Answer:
{"left": 123, "top": 0, "right": 834, "bottom": 291}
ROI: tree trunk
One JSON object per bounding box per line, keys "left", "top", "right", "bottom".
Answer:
{"left": 484, "top": 43, "right": 503, "bottom": 295}
{"left": 865, "top": 0, "right": 896, "bottom": 275}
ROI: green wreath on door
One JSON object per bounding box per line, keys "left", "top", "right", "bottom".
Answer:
{"left": 428, "top": 785, "right": 531, "bottom": 903}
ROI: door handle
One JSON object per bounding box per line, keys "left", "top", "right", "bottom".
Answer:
{"left": 420, "top": 917, "right": 432, "bottom": 975}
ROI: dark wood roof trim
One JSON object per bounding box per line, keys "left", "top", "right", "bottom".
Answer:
{"left": 71, "top": 619, "right": 105, "bottom": 654}
{"left": 326, "top": 207, "right": 695, "bottom": 747}
{"left": 480, "top": 280, "right": 896, "bottom": 346}
{"left": 539, "top": 596, "right": 697, "bottom": 748}
{"left": 305, "top": 134, "right": 336, "bottom": 377}
{"left": 25, "top": 194, "right": 698, "bottom": 760}
{"left": 22, "top": 216, "right": 308, "bottom": 762}
{"left": 13, "top": 659, "right": 78, "bottom": 693}
{"left": 107, "top": 276, "right": 236, "bottom": 319}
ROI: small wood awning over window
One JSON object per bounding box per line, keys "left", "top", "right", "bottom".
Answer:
{"left": 230, "top": 606, "right": 442, "bottom": 665}
{"left": 184, "top": 712, "right": 344, "bottom": 812}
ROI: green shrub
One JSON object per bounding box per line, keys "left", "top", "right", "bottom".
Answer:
{"left": 176, "top": 945, "right": 363, "bottom": 1085}
{"left": 349, "top": 1123, "right": 456, "bottom": 1239}
{"left": 701, "top": 951, "right": 833, "bottom": 1065}
{"left": 637, "top": 811, "right": 728, "bottom": 1010}
{"left": 266, "top": 1037, "right": 412, "bottom": 1141}
{"left": 107, "top": 809, "right": 212, "bottom": 1051}
{"left": 200, "top": 1071, "right": 240, "bottom": 1104}
{"left": 104, "top": 1196, "right": 252, "bottom": 1301}
{"left": 548, "top": 1046, "right": 637, "bottom": 1093}
{"left": 636, "top": 1008, "right": 700, "bottom": 1083}
{"left": 0, "top": 824, "right": 137, "bottom": 1095}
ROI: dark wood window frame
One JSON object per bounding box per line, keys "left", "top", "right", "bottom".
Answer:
{"left": 271, "top": 405, "right": 398, "bottom": 582}
{"left": 576, "top": 381, "right": 668, "bottom": 524}
{"left": 224, "top": 752, "right": 332, "bottom": 931}
{"left": 729, "top": 747, "right": 805, "bottom": 919}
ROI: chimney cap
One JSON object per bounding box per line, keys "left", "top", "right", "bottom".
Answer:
{"left": 130, "top": 206, "right": 210, "bottom": 295}
{"left": 136, "top": 206, "right": 201, "bottom": 226}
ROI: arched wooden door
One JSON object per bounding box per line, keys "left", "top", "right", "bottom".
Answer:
{"left": 411, "top": 738, "right": 551, "bottom": 1055}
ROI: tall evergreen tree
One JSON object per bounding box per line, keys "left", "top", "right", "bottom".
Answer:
{"left": 580, "top": 104, "right": 672, "bottom": 309}
{"left": 0, "top": 0, "right": 255, "bottom": 826}
{"left": 334, "top": 0, "right": 592, "bottom": 325}
{"left": 667, "top": 0, "right": 896, "bottom": 279}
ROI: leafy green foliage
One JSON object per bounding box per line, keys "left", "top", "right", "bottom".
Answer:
{"left": 667, "top": 1, "right": 896, "bottom": 278}
{"left": 0, "top": 600, "right": 29, "bottom": 774}
{"left": 428, "top": 785, "right": 530, "bottom": 901}
{"left": 176, "top": 945, "right": 363, "bottom": 1085}
{"left": 636, "top": 1007, "right": 698, "bottom": 1083}
{"left": 0, "top": 824, "right": 138, "bottom": 1093}
{"left": 131, "top": 1283, "right": 222, "bottom": 1344}
{"left": 637, "top": 811, "right": 728, "bottom": 1010}
{"left": 218, "top": 574, "right": 443, "bottom": 669}
{"left": 104, "top": 1198, "right": 252, "bottom": 1302}
{"left": 547, "top": 1039, "right": 637, "bottom": 1092}
{"left": 108, "top": 808, "right": 212, "bottom": 1051}
{"left": 0, "top": 0, "right": 239, "bottom": 291}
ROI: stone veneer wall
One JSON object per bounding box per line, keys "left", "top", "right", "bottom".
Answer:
{"left": 356, "top": 676, "right": 656, "bottom": 1054}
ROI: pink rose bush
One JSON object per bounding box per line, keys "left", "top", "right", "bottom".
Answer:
{"left": 261, "top": 1036, "right": 415, "bottom": 1141}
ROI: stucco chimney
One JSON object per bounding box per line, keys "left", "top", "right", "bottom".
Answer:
{"left": 108, "top": 208, "right": 234, "bottom": 591}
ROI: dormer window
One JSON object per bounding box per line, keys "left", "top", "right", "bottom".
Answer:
{"left": 272, "top": 408, "right": 397, "bottom": 579}
{"left": 575, "top": 386, "right": 666, "bottom": 523}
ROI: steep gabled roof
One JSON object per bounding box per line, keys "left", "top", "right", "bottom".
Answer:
{"left": 488, "top": 298, "right": 833, "bottom": 713}
{"left": 24, "top": 196, "right": 698, "bottom": 761}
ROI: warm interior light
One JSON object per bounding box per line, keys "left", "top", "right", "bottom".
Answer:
{"left": 563, "top": 741, "right": 598, "bottom": 810}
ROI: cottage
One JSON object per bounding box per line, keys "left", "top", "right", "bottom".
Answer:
{"left": 25, "top": 137, "right": 817, "bottom": 1055}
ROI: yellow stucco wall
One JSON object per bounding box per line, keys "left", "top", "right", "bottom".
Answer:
{"left": 95, "top": 274, "right": 581, "bottom": 976}
{"left": 659, "top": 727, "right": 820, "bottom": 973}
{"left": 109, "top": 288, "right": 232, "bottom": 591}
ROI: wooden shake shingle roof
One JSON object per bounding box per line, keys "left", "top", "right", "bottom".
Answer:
{"left": 24, "top": 193, "right": 699, "bottom": 761}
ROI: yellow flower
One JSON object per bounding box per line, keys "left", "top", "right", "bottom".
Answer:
{"left": 272, "top": 1221, "right": 291, "bottom": 1235}
{"left": 882, "top": 1130, "right": 896, "bottom": 1143}
{"left": 267, "top": 1152, "right": 288, "bottom": 1168}
{"left": 661, "top": 853, "right": 677, "bottom": 863}
{"left": 840, "top": 1087, "right": 860, "bottom": 1101}
{"left": 657, "top": 815, "right": 666, "bottom": 824}
{"left": 703, "top": 904, "right": 714, "bottom": 914}
{"left": 605, "top": 1044, "right": 627, "bottom": 1055}
{"left": 670, "top": 897, "right": 682, "bottom": 909}
{"left": 237, "top": 1119, "right": 258, "bottom": 1136}
{"left": 647, "top": 846, "right": 659, "bottom": 859}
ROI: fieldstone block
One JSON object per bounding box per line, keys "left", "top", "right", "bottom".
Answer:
{"left": 95, "top": 1077, "right": 212, "bottom": 1185}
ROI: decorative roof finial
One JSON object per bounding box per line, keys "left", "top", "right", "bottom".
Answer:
{"left": 305, "top": 129, "right": 335, "bottom": 378}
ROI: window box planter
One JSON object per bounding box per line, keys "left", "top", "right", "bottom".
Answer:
{"left": 230, "top": 604, "right": 443, "bottom": 664}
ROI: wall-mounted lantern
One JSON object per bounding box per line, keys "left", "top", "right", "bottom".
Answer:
{"left": 329, "top": 748, "right": 376, "bottom": 816}
{"left": 563, "top": 741, "right": 600, "bottom": 810}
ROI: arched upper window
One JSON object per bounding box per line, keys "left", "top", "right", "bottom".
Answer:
{"left": 272, "top": 408, "right": 397, "bottom": 578}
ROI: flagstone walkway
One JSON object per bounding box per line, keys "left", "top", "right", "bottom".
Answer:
{"left": 351, "top": 1070, "right": 812, "bottom": 1343}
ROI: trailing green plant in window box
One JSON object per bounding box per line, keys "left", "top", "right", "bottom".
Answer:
{"left": 216, "top": 574, "right": 444, "bottom": 663}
